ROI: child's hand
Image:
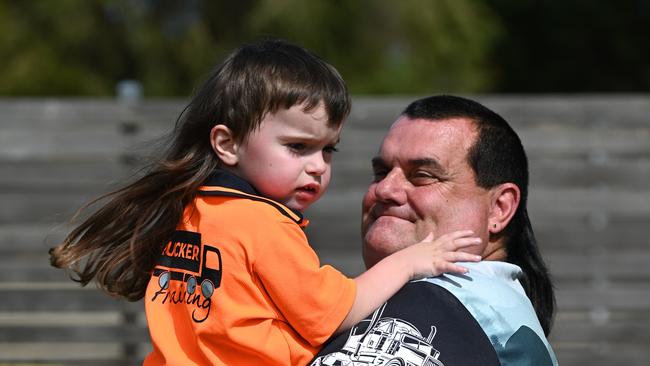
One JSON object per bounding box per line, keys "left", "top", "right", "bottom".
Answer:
{"left": 401, "top": 230, "right": 482, "bottom": 280}
{"left": 342, "top": 229, "right": 482, "bottom": 332}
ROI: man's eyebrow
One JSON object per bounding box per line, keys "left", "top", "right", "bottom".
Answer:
{"left": 371, "top": 157, "right": 446, "bottom": 173}
{"left": 409, "top": 158, "right": 442, "bottom": 168}
{"left": 408, "top": 158, "right": 448, "bottom": 175}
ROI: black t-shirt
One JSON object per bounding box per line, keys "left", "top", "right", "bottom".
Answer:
{"left": 310, "top": 281, "right": 501, "bottom": 366}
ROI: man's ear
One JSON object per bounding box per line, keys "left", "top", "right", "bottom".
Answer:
{"left": 488, "top": 183, "right": 520, "bottom": 234}
{"left": 210, "top": 124, "right": 239, "bottom": 166}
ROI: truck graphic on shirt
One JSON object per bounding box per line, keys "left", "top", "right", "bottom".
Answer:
{"left": 311, "top": 305, "right": 444, "bottom": 366}
{"left": 153, "top": 230, "right": 222, "bottom": 299}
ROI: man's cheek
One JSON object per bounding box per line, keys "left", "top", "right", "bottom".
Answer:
{"left": 360, "top": 212, "right": 373, "bottom": 238}
{"left": 361, "top": 189, "right": 376, "bottom": 212}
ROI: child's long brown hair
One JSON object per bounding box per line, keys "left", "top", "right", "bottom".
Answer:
{"left": 49, "top": 39, "right": 351, "bottom": 301}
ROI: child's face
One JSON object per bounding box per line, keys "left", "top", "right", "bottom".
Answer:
{"left": 233, "top": 103, "right": 342, "bottom": 212}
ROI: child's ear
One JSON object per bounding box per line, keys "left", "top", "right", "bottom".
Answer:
{"left": 210, "top": 124, "right": 239, "bottom": 166}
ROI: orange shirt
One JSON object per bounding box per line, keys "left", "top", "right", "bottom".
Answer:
{"left": 143, "top": 171, "right": 356, "bottom": 365}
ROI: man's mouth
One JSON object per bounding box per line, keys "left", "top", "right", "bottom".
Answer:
{"left": 370, "top": 206, "right": 414, "bottom": 222}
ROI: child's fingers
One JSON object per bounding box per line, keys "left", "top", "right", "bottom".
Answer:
{"left": 429, "top": 236, "right": 480, "bottom": 252}
{"left": 438, "top": 263, "right": 471, "bottom": 275}
{"left": 443, "top": 251, "right": 482, "bottom": 263}
{"left": 436, "top": 230, "right": 475, "bottom": 241}
{"left": 451, "top": 237, "right": 482, "bottom": 249}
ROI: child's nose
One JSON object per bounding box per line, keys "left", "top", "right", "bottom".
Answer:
{"left": 305, "top": 153, "right": 327, "bottom": 176}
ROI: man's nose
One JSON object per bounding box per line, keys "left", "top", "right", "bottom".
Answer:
{"left": 305, "top": 153, "right": 327, "bottom": 176}
{"left": 373, "top": 169, "right": 407, "bottom": 204}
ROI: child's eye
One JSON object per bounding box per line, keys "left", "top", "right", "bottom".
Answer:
{"left": 287, "top": 143, "right": 307, "bottom": 152}
{"left": 323, "top": 145, "right": 339, "bottom": 154}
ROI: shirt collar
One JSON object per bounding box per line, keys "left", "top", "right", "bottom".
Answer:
{"left": 202, "top": 169, "right": 305, "bottom": 224}
{"left": 203, "top": 169, "right": 259, "bottom": 195}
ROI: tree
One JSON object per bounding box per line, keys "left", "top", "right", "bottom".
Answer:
{"left": 0, "top": 0, "right": 502, "bottom": 96}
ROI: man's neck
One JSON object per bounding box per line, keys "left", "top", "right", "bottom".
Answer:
{"left": 482, "top": 243, "right": 507, "bottom": 261}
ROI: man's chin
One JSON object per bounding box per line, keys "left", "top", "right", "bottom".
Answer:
{"left": 362, "top": 227, "right": 412, "bottom": 268}
{"left": 363, "top": 219, "right": 414, "bottom": 242}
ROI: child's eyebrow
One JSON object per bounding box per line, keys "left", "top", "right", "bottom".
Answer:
{"left": 279, "top": 134, "right": 341, "bottom": 144}
{"left": 278, "top": 134, "right": 317, "bottom": 141}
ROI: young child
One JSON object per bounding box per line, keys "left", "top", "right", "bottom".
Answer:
{"left": 50, "top": 39, "right": 481, "bottom": 365}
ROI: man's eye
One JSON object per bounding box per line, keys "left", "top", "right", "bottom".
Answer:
{"left": 411, "top": 171, "right": 438, "bottom": 184}
{"left": 413, "top": 170, "right": 433, "bottom": 178}
{"left": 372, "top": 170, "right": 387, "bottom": 182}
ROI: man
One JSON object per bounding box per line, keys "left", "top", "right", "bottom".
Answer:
{"left": 311, "top": 95, "right": 558, "bottom": 365}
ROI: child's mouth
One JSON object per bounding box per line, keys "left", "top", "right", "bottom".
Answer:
{"left": 296, "top": 184, "right": 320, "bottom": 196}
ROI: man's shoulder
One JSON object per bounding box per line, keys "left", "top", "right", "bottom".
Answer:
{"left": 423, "top": 262, "right": 548, "bottom": 342}
{"left": 311, "top": 281, "right": 500, "bottom": 366}
{"left": 311, "top": 267, "right": 558, "bottom": 366}
{"left": 423, "top": 262, "right": 532, "bottom": 313}
{"left": 422, "top": 262, "right": 558, "bottom": 366}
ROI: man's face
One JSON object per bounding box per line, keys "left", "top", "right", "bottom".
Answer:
{"left": 362, "top": 117, "right": 493, "bottom": 268}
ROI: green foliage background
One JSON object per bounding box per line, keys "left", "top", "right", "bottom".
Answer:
{"left": 1, "top": 0, "right": 649, "bottom": 96}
